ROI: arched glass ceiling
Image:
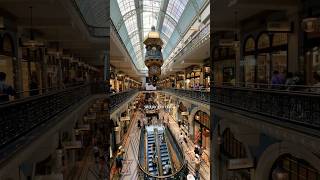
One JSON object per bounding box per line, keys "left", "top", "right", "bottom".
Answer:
{"left": 113, "top": 0, "right": 203, "bottom": 71}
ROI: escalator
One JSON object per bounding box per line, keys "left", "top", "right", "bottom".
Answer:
{"left": 147, "top": 132, "right": 158, "bottom": 176}
{"left": 139, "top": 125, "right": 187, "bottom": 179}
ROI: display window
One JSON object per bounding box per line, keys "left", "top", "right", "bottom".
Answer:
{"left": 242, "top": 33, "right": 288, "bottom": 86}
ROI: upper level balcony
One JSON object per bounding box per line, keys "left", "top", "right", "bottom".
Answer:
{"left": 0, "top": 84, "right": 138, "bottom": 163}
{"left": 162, "top": 85, "right": 320, "bottom": 134}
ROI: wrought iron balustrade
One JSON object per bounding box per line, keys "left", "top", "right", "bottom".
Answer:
{"left": 213, "top": 86, "right": 320, "bottom": 129}
{"left": 109, "top": 89, "right": 138, "bottom": 112}
{"left": 0, "top": 83, "right": 104, "bottom": 149}
{"left": 163, "top": 88, "right": 210, "bottom": 104}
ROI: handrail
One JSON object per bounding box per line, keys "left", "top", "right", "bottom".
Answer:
{"left": 109, "top": 89, "right": 138, "bottom": 113}
{"left": 213, "top": 85, "right": 320, "bottom": 130}
{"left": 0, "top": 83, "right": 104, "bottom": 150}
{"left": 162, "top": 88, "right": 210, "bottom": 104}
{"left": 219, "top": 82, "right": 320, "bottom": 93}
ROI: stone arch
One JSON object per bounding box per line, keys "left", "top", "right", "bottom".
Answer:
{"left": 255, "top": 141, "right": 320, "bottom": 180}
{"left": 189, "top": 107, "right": 210, "bottom": 139}
{"left": 189, "top": 106, "right": 210, "bottom": 124}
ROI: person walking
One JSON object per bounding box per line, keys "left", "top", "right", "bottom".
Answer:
{"left": 179, "top": 133, "right": 184, "bottom": 145}
{"left": 194, "top": 155, "right": 201, "bottom": 180}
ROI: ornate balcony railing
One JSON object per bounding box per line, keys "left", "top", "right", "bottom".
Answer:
{"left": 109, "top": 90, "right": 138, "bottom": 112}
{"left": 163, "top": 87, "right": 320, "bottom": 130}
{"left": 0, "top": 83, "right": 105, "bottom": 149}
{"left": 213, "top": 86, "right": 320, "bottom": 129}
{"left": 163, "top": 88, "right": 210, "bottom": 104}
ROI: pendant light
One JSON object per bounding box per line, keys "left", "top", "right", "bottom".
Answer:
{"left": 233, "top": 11, "right": 240, "bottom": 48}
{"left": 301, "top": 0, "right": 319, "bottom": 33}
{"left": 272, "top": 143, "right": 289, "bottom": 180}
{"left": 22, "top": 6, "right": 44, "bottom": 50}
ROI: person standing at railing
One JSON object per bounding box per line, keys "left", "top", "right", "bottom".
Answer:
{"left": 311, "top": 72, "right": 320, "bottom": 93}
{"left": 0, "top": 72, "right": 15, "bottom": 102}
{"left": 30, "top": 71, "right": 39, "bottom": 96}
{"left": 271, "top": 70, "right": 285, "bottom": 89}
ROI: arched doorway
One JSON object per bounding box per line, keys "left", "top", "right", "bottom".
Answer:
{"left": 193, "top": 110, "right": 210, "bottom": 149}
{"left": 269, "top": 154, "right": 320, "bottom": 180}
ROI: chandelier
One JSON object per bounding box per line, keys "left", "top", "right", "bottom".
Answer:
{"left": 143, "top": 26, "right": 164, "bottom": 84}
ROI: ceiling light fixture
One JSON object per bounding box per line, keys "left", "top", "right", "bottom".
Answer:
{"left": 22, "top": 6, "right": 44, "bottom": 50}
{"left": 233, "top": 11, "right": 240, "bottom": 48}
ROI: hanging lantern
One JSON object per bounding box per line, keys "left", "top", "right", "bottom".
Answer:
{"left": 143, "top": 26, "right": 164, "bottom": 82}
{"left": 272, "top": 165, "right": 289, "bottom": 180}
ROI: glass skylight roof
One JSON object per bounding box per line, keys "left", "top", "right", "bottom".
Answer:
{"left": 115, "top": 0, "right": 190, "bottom": 69}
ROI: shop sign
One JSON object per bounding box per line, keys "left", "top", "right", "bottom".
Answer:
{"left": 120, "top": 117, "right": 130, "bottom": 121}
{"left": 227, "top": 158, "right": 254, "bottom": 170}
{"left": 267, "top": 21, "right": 292, "bottom": 32}
{"left": 181, "top": 112, "right": 189, "bottom": 116}
{"left": 63, "top": 141, "right": 82, "bottom": 149}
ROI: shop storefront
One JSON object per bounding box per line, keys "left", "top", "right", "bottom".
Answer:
{"left": 213, "top": 47, "right": 236, "bottom": 86}
{"left": 176, "top": 72, "right": 185, "bottom": 89}
{"left": 203, "top": 65, "right": 210, "bottom": 89}
{"left": 193, "top": 110, "right": 210, "bottom": 149}
{"left": 0, "top": 34, "right": 15, "bottom": 95}
{"left": 241, "top": 32, "right": 288, "bottom": 87}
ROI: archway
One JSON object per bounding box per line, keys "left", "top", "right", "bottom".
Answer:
{"left": 255, "top": 141, "right": 320, "bottom": 180}
{"left": 193, "top": 110, "right": 210, "bottom": 150}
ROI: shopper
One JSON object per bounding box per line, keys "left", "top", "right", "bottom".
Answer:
{"left": 30, "top": 71, "right": 39, "bottom": 96}
{"left": 311, "top": 72, "right": 320, "bottom": 93}
{"left": 164, "top": 162, "right": 172, "bottom": 175}
{"left": 93, "top": 145, "right": 99, "bottom": 163}
{"left": 137, "top": 119, "right": 141, "bottom": 129}
{"left": 0, "top": 72, "right": 15, "bottom": 102}
{"left": 271, "top": 70, "right": 284, "bottom": 89}
{"left": 195, "top": 155, "right": 201, "bottom": 180}
{"left": 285, "top": 72, "right": 295, "bottom": 90}
{"left": 179, "top": 133, "right": 184, "bottom": 145}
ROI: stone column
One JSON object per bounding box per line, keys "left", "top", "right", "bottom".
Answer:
{"left": 235, "top": 46, "right": 241, "bottom": 86}
{"left": 287, "top": 12, "right": 300, "bottom": 74}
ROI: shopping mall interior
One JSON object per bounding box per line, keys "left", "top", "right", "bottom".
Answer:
{"left": 0, "top": 0, "right": 320, "bottom": 180}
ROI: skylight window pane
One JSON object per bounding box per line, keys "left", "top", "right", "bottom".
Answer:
{"left": 162, "top": 17, "right": 175, "bottom": 37}
{"left": 143, "top": 0, "right": 161, "bottom": 12}
{"left": 117, "top": 0, "right": 135, "bottom": 15}
{"left": 166, "top": 0, "right": 188, "bottom": 22}
{"left": 124, "top": 14, "right": 138, "bottom": 35}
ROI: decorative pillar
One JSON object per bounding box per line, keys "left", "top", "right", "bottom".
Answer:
{"left": 287, "top": 12, "right": 300, "bottom": 74}
{"left": 40, "top": 48, "right": 47, "bottom": 93}
{"left": 235, "top": 45, "right": 241, "bottom": 86}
